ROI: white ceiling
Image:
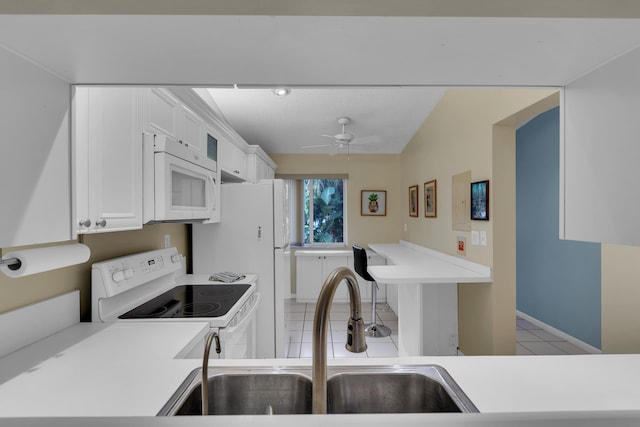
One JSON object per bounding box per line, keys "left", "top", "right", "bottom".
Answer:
{"left": 205, "top": 87, "right": 447, "bottom": 154}
{"left": 1, "top": 15, "right": 640, "bottom": 154}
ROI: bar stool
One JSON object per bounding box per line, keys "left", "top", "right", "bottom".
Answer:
{"left": 352, "top": 245, "right": 391, "bottom": 337}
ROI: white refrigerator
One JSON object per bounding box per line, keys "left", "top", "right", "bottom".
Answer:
{"left": 192, "top": 179, "right": 290, "bottom": 358}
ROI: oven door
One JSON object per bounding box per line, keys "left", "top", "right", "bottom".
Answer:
{"left": 153, "top": 151, "right": 217, "bottom": 222}
{"left": 218, "top": 292, "right": 259, "bottom": 359}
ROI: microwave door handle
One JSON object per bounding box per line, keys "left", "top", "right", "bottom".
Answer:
{"left": 208, "top": 174, "right": 217, "bottom": 214}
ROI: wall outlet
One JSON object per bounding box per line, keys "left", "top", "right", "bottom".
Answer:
{"left": 457, "top": 236, "right": 466, "bottom": 255}
{"left": 164, "top": 234, "right": 171, "bottom": 248}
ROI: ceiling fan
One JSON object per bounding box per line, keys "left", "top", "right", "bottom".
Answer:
{"left": 302, "top": 117, "right": 379, "bottom": 154}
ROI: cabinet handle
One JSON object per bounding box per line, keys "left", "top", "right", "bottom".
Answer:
{"left": 79, "top": 219, "right": 91, "bottom": 228}
{"left": 96, "top": 219, "right": 107, "bottom": 227}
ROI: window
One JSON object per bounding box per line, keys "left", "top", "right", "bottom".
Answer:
{"left": 303, "top": 178, "right": 346, "bottom": 245}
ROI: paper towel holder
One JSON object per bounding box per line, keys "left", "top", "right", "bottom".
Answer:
{"left": 0, "top": 257, "right": 22, "bottom": 271}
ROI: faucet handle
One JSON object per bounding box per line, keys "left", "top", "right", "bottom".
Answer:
{"left": 346, "top": 317, "right": 367, "bottom": 353}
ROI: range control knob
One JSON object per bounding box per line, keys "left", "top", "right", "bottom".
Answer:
{"left": 171, "top": 254, "right": 181, "bottom": 264}
{"left": 123, "top": 268, "right": 134, "bottom": 279}
{"left": 112, "top": 270, "right": 126, "bottom": 283}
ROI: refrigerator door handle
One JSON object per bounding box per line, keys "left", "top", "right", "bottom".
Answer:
{"left": 258, "top": 226, "right": 262, "bottom": 239}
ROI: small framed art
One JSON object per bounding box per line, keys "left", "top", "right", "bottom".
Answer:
{"left": 409, "top": 185, "right": 419, "bottom": 217}
{"left": 471, "top": 180, "right": 489, "bottom": 220}
{"left": 361, "top": 190, "right": 386, "bottom": 216}
{"left": 424, "top": 180, "right": 437, "bottom": 218}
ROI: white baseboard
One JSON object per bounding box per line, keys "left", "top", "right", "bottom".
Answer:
{"left": 516, "top": 310, "right": 601, "bottom": 354}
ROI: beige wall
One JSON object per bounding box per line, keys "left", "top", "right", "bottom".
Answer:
{"left": 399, "top": 88, "right": 558, "bottom": 355}
{"left": 270, "top": 154, "right": 403, "bottom": 248}
{"left": 0, "top": 224, "right": 189, "bottom": 321}
{"left": 602, "top": 243, "right": 640, "bottom": 353}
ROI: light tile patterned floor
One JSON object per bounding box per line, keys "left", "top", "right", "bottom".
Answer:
{"left": 516, "top": 316, "right": 590, "bottom": 355}
{"left": 284, "top": 299, "right": 399, "bottom": 358}
{"left": 285, "top": 300, "right": 590, "bottom": 357}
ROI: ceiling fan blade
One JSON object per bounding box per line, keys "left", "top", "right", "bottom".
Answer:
{"left": 302, "top": 144, "right": 331, "bottom": 149}
{"left": 321, "top": 134, "right": 335, "bottom": 139}
{"left": 349, "top": 135, "right": 381, "bottom": 145}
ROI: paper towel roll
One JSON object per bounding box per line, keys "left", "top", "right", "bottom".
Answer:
{"left": 0, "top": 243, "right": 90, "bottom": 278}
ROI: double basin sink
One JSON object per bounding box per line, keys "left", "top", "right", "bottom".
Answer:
{"left": 158, "top": 364, "right": 478, "bottom": 416}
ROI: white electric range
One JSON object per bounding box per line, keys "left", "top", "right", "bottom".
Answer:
{"left": 91, "top": 247, "right": 258, "bottom": 359}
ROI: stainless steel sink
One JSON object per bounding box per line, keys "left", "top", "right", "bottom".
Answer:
{"left": 159, "top": 368, "right": 313, "bottom": 416}
{"left": 158, "top": 365, "right": 477, "bottom": 416}
{"left": 327, "top": 365, "right": 475, "bottom": 413}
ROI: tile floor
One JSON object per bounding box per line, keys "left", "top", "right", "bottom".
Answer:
{"left": 285, "top": 299, "right": 591, "bottom": 357}
{"left": 516, "top": 316, "right": 590, "bottom": 355}
{"left": 285, "top": 299, "right": 399, "bottom": 358}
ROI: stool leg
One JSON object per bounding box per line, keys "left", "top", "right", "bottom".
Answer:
{"left": 364, "top": 280, "right": 391, "bottom": 337}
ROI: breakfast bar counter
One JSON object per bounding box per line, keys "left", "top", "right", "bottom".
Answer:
{"left": 368, "top": 241, "right": 492, "bottom": 356}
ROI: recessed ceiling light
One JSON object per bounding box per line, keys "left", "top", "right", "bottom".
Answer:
{"left": 272, "top": 88, "right": 291, "bottom": 96}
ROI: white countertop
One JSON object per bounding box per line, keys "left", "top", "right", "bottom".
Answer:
{"left": 1, "top": 321, "right": 640, "bottom": 425}
{"left": 368, "top": 241, "right": 492, "bottom": 284}
{"left": 294, "top": 248, "right": 352, "bottom": 256}
{"left": 0, "top": 322, "right": 210, "bottom": 417}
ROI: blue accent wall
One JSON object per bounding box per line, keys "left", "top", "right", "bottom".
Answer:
{"left": 516, "top": 107, "right": 601, "bottom": 349}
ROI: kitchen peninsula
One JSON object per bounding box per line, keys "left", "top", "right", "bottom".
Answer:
{"left": 0, "top": 292, "right": 640, "bottom": 426}
{"left": 0, "top": 319, "right": 640, "bottom": 426}
{"left": 368, "top": 241, "right": 492, "bottom": 357}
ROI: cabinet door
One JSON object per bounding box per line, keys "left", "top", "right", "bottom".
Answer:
{"left": 143, "top": 88, "right": 180, "bottom": 139}
{"left": 76, "top": 87, "right": 143, "bottom": 234}
{"left": 181, "top": 104, "right": 204, "bottom": 155}
{"left": 255, "top": 156, "right": 275, "bottom": 181}
{"left": 296, "top": 256, "right": 323, "bottom": 301}
{"left": 219, "top": 138, "right": 247, "bottom": 181}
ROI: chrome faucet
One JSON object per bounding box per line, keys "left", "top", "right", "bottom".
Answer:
{"left": 201, "top": 331, "right": 221, "bottom": 416}
{"left": 312, "top": 267, "right": 367, "bottom": 414}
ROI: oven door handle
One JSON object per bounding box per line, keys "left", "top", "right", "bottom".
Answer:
{"left": 223, "top": 292, "right": 260, "bottom": 336}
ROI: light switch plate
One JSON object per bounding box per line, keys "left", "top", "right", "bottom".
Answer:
{"left": 480, "top": 231, "right": 487, "bottom": 246}
{"left": 471, "top": 231, "right": 479, "bottom": 245}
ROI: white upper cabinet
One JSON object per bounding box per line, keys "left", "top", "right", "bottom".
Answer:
{"left": 73, "top": 87, "right": 143, "bottom": 234}
{"left": 246, "top": 145, "right": 277, "bottom": 183}
{"left": 143, "top": 88, "right": 180, "bottom": 140}
{"left": 563, "top": 46, "right": 640, "bottom": 246}
{"left": 180, "top": 104, "right": 205, "bottom": 155}
{"left": 0, "top": 48, "right": 72, "bottom": 247}
{"left": 219, "top": 137, "right": 247, "bottom": 182}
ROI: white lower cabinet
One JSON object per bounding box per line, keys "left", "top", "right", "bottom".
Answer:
{"left": 296, "top": 251, "right": 375, "bottom": 302}
{"left": 73, "top": 87, "right": 143, "bottom": 234}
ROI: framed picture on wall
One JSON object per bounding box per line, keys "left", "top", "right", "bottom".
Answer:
{"left": 471, "top": 180, "right": 489, "bottom": 220}
{"left": 409, "top": 185, "right": 419, "bottom": 217}
{"left": 424, "top": 180, "right": 437, "bottom": 218}
{"left": 361, "top": 190, "right": 387, "bottom": 216}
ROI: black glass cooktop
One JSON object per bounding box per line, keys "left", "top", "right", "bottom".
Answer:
{"left": 118, "top": 284, "right": 251, "bottom": 319}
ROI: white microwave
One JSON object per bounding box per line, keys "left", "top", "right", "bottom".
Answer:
{"left": 143, "top": 133, "right": 219, "bottom": 223}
